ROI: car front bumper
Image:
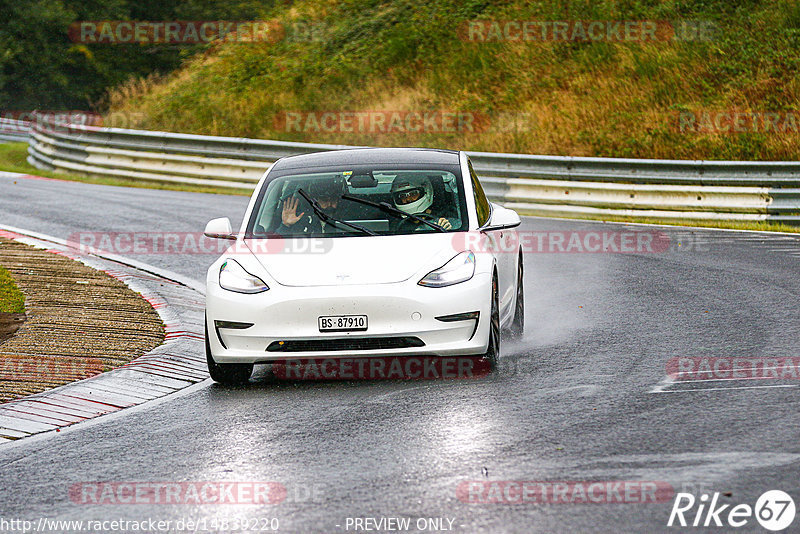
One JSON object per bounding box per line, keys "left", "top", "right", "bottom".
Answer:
{"left": 205, "top": 273, "right": 492, "bottom": 364}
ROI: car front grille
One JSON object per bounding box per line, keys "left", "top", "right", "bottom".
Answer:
{"left": 266, "top": 336, "right": 425, "bottom": 352}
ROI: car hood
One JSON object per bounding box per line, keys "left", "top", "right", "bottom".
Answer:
{"left": 243, "top": 234, "right": 460, "bottom": 287}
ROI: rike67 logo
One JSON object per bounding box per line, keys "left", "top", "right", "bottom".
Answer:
{"left": 668, "top": 490, "right": 796, "bottom": 531}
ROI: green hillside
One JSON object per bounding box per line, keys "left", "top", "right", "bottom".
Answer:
{"left": 108, "top": 0, "right": 800, "bottom": 160}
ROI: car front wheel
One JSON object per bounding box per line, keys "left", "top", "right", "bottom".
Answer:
{"left": 479, "top": 273, "right": 500, "bottom": 370}
{"left": 509, "top": 254, "right": 524, "bottom": 340}
{"left": 205, "top": 318, "right": 253, "bottom": 384}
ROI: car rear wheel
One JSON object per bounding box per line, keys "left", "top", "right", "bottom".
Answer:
{"left": 479, "top": 273, "right": 500, "bottom": 370}
{"left": 205, "top": 318, "right": 253, "bottom": 384}
{"left": 509, "top": 254, "right": 524, "bottom": 340}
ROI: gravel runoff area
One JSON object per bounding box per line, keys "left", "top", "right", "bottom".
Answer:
{"left": 0, "top": 236, "right": 164, "bottom": 402}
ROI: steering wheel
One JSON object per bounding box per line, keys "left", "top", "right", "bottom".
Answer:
{"left": 397, "top": 212, "right": 440, "bottom": 232}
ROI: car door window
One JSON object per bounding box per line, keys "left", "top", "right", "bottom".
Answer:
{"left": 469, "top": 160, "right": 491, "bottom": 226}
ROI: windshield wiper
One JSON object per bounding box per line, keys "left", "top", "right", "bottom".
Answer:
{"left": 296, "top": 189, "right": 377, "bottom": 236}
{"left": 341, "top": 194, "right": 446, "bottom": 233}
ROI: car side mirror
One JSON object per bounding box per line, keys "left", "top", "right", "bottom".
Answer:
{"left": 481, "top": 204, "right": 521, "bottom": 232}
{"left": 204, "top": 217, "right": 236, "bottom": 240}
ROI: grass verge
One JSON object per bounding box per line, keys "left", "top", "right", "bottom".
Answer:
{"left": 0, "top": 143, "right": 251, "bottom": 196}
{"left": 0, "top": 266, "right": 25, "bottom": 314}
{"left": 517, "top": 211, "right": 800, "bottom": 234}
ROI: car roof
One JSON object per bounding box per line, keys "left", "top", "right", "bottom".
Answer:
{"left": 270, "top": 148, "right": 461, "bottom": 171}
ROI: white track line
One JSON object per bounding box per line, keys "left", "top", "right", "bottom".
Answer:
{"left": 650, "top": 384, "right": 798, "bottom": 394}
{"left": 522, "top": 214, "right": 800, "bottom": 237}
{"left": 670, "top": 376, "right": 798, "bottom": 383}
{"left": 0, "top": 379, "right": 212, "bottom": 452}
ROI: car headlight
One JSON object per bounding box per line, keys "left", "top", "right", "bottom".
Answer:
{"left": 219, "top": 259, "right": 269, "bottom": 293}
{"left": 419, "top": 251, "right": 475, "bottom": 287}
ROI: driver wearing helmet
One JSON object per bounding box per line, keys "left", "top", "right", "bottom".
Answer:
{"left": 390, "top": 174, "right": 454, "bottom": 231}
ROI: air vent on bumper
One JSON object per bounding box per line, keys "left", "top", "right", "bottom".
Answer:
{"left": 266, "top": 337, "right": 425, "bottom": 352}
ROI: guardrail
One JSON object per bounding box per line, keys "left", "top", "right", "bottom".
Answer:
{"left": 0, "top": 117, "right": 30, "bottom": 143}
{"left": 27, "top": 116, "right": 800, "bottom": 223}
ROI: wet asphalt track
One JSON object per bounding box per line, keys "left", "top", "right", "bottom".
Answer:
{"left": 1, "top": 173, "right": 800, "bottom": 533}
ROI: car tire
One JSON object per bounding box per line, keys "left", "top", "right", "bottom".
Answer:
{"left": 480, "top": 273, "right": 500, "bottom": 370}
{"left": 509, "top": 254, "right": 524, "bottom": 340}
{"left": 205, "top": 318, "right": 253, "bottom": 384}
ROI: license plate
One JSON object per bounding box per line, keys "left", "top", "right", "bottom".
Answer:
{"left": 318, "top": 315, "right": 368, "bottom": 332}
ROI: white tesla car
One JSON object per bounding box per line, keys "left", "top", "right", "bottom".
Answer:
{"left": 203, "top": 148, "right": 523, "bottom": 383}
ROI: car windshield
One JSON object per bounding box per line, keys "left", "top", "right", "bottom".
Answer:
{"left": 246, "top": 166, "right": 468, "bottom": 238}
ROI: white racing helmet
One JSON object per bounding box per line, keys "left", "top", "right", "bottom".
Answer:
{"left": 391, "top": 174, "right": 433, "bottom": 215}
